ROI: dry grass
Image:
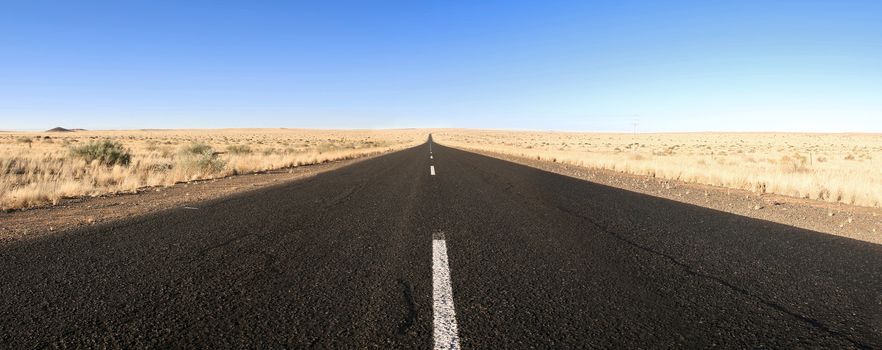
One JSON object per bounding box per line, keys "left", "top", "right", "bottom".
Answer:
{"left": 1, "top": 129, "right": 425, "bottom": 210}
{"left": 435, "top": 130, "right": 882, "bottom": 208}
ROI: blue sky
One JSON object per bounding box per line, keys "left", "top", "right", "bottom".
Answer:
{"left": 1, "top": 1, "right": 880, "bottom": 131}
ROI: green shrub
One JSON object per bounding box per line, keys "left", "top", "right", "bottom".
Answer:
{"left": 177, "top": 143, "right": 225, "bottom": 174}
{"left": 70, "top": 140, "right": 131, "bottom": 166}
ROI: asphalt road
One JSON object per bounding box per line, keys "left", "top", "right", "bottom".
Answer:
{"left": 2, "top": 137, "right": 881, "bottom": 349}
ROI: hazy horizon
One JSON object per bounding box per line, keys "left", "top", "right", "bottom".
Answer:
{"left": 2, "top": 1, "right": 880, "bottom": 132}
{"left": 8, "top": 126, "right": 882, "bottom": 135}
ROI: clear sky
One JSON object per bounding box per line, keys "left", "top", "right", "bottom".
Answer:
{"left": 1, "top": 1, "right": 880, "bottom": 132}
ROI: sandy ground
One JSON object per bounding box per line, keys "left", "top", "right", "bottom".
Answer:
{"left": 460, "top": 149, "right": 882, "bottom": 245}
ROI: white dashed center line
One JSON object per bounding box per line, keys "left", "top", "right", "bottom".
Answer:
{"left": 430, "top": 165, "right": 436, "bottom": 176}
{"left": 432, "top": 232, "right": 460, "bottom": 350}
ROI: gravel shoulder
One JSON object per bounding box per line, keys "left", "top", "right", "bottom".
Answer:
{"left": 452, "top": 147, "right": 882, "bottom": 245}
{"left": 0, "top": 153, "right": 384, "bottom": 244}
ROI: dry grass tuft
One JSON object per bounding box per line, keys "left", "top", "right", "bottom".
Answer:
{"left": 1, "top": 129, "right": 424, "bottom": 210}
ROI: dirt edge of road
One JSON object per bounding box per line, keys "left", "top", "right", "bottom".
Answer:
{"left": 0, "top": 151, "right": 388, "bottom": 244}
{"left": 452, "top": 147, "right": 882, "bottom": 245}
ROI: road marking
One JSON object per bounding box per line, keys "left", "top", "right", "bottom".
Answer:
{"left": 430, "top": 165, "right": 436, "bottom": 176}
{"left": 433, "top": 232, "right": 460, "bottom": 350}
{"left": 430, "top": 155, "right": 433, "bottom": 159}
{"left": 183, "top": 206, "right": 199, "bottom": 210}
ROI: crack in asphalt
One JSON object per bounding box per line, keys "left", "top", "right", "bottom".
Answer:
{"left": 192, "top": 233, "right": 259, "bottom": 261}
{"left": 551, "top": 203, "right": 873, "bottom": 350}
{"left": 458, "top": 152, "right": 871, "bottom": 348}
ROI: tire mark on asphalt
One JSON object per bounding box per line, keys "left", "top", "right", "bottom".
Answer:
{"left": 396, "top": 279, "right": 418, "bottom": 336}
{"left": 320, "top": 183, "right": 362, "bottom": 209}
{"left": 318, "top": 151, "right": 410, "bottom": 209}
{"left": 263, "top": 252, "right": 281, "bottom": 274}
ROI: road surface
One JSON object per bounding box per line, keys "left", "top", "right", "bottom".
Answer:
{"left": 2, "top": 137, "right": 881, "bottom": 348}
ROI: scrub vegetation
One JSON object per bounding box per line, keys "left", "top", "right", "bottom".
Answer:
{"left": 435, "top": 130, "right": 882, "bottom": 208}
{"left": 1, "top": 128, "right": 424, "bottom": 210}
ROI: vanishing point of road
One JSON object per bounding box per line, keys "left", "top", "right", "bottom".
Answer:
{"left": 2, "top": 136, "right": 881, "bottom": 348}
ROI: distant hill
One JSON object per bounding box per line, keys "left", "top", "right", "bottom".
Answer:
{"left": 46, "top": 127, "right": 74, "bottom": 132}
